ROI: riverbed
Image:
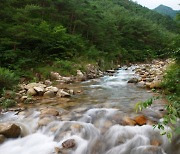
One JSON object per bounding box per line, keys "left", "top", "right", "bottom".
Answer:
{"left": 0, "top": 65, "right": 178, "bottom": 154}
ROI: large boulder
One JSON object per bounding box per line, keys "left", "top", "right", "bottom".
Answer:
{"left": 0, "top": 123, "right": 21, "bottom": 138}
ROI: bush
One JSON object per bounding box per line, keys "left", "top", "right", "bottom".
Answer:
{"left": 0, "top": 98, "right": 16, "bottom": 108}
{"left": 161, "top": 63, "right": 180, "bottom": 95}
{"left": 0, "top": 67, "right": 19, "bottom": 94}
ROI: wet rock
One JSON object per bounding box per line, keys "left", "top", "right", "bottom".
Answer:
{"left": 123, "top": 117, "right": 136, "bottom": 126}
{"left": 62, "top": 139, "right": 76, "bottom": 149}
{"left": 134, "top": 115, "right": 147, "bottom": 125}
{"left": 0, "top": 134, "right": 6, "bottom": 144}
{"left": 128, "top": 78, "right": 138, "bottom": 83}
{"left": 38, "top": 117, "right": 52, "bottom": 126}
{"left": 40, "top": 108, "right": 59, "bottom": 117}
{"left": 43, "top": 91, "right": 56, "bottom": 98}
{"left": 0, "top": 123, "right": 21, "bottom": 138}
{"left": 27, "top": 88, "right": 37, "bottom": 96}
{"left": 57, "top": 90, "right": 70, "bottom": 98}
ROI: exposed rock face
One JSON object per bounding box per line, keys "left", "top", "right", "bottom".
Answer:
{"left": 0, "top": 123, "right": 21, "bottom": 138}
{"left": 134, "top": 115, "right": 147, "bottom": 126}
{"left": 62, "top": 139, "right": 76, "bottom": 149}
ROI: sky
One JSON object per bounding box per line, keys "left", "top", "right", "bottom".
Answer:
{"left": 132, "top": 0, "right": 180, "bottom": 10}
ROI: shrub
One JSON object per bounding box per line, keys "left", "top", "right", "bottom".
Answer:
{"left": 0, "top": 98, "right": 16, "bottom": 108}
{"left": 0, "top": 67, "right": 19, "bottom": 94}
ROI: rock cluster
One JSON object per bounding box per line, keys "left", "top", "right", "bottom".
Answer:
{"left": 16, "top": 82, "right": 73, "bottom": 103}
{"left": 128, "top": 59, "right": 172, "bottom": 89}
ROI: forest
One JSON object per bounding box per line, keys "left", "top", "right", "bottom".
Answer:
{"left": 0, "top": 0, "right": 179, "bottom": 77}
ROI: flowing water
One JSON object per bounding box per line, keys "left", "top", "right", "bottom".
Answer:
{"left": 0, "top": 66, "right": 178, "bottom": 154}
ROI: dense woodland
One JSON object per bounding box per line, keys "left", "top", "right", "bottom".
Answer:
{"left": 0, "top": 0, "right": 179, "bottom": 92}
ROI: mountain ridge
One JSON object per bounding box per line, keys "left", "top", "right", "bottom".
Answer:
{"left": 154, "top": 4, "right": 180, "bottom": 18}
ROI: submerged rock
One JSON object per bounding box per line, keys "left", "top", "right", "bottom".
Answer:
{"left": 62, "top": 139, "right": 76, "bottom": 149}
{"left": 0, "top": 123, "right": 21, "bottom": 138}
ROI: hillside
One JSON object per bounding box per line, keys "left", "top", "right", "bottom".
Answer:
{"left": 0, "top": 0, "right": 178, "bottom": 78}
{"left": 154, "top": 5, "right": 180, "bottom": 18}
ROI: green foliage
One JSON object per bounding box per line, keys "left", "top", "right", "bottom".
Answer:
{"left": 135, "top": 62, "right": 180, "bottom": 141}
{"left": 0, "top": 98, "right": 16, "bottom": 108}
{"left": 161, "top": 63, "right": 180, "bottom": 95}
{"left": 0, "top": 67, "right": 19, "bottom": 94}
